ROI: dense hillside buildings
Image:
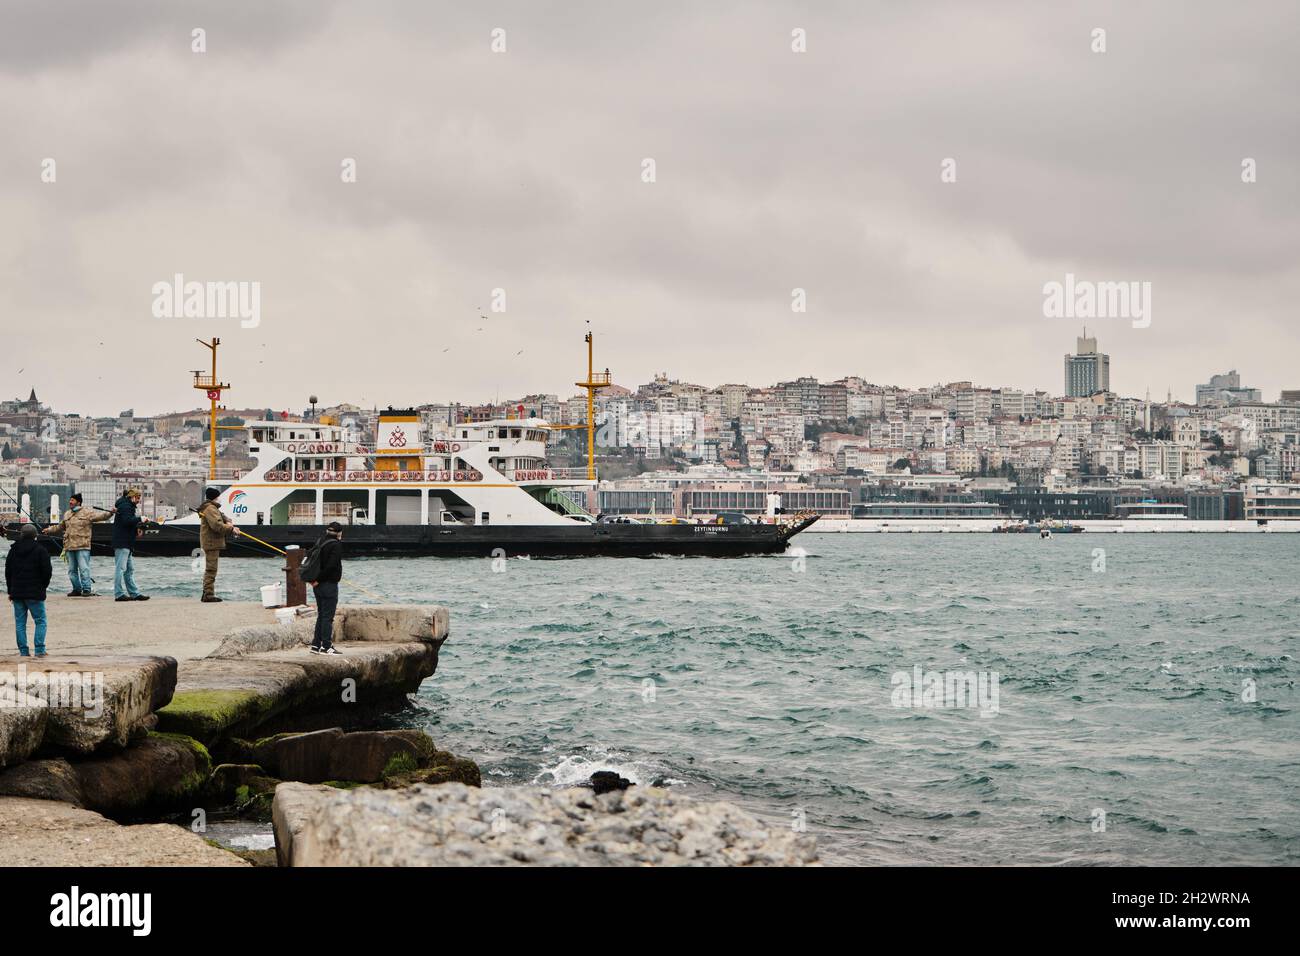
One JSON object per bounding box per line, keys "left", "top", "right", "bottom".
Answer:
{"left": 4, "top": 337, "right": 1298, "bottom": 523}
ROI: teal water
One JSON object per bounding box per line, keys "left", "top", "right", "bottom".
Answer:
{"left": 34, "top": 535, "right": 1300, "bottom": 864}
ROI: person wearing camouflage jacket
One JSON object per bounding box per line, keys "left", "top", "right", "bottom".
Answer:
{"left": 198, "top": 488, "right": 238, "bottom": 602}
{"left": 43, "top": 493, "right": 114, "bottom": 596}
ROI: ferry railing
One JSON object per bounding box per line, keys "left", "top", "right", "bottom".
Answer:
{"left": 550, "top": 467, "right": 598, "bottom": 480}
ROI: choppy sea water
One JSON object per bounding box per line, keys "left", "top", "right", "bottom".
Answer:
{"left": 41, "top": 534, "right": 1300, "bottom": 865}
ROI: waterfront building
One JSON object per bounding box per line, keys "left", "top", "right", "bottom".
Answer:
{"left": 1243, "top": 482, "right": 1300, "bottom": 520}
{"left": 851, "top": 501, "right": 1000, "bottom": 518}
{"left": 996, "top": 489, "right": 1111, "bottom": 520}
{"left": 1114, "top": 501, "right": 1189, "bottom": 519}
{"left": 597, "top": 488, "right": 675, "bottom": 516}
{"left": 686, "top": 486, "right": 850, "bottom": 518}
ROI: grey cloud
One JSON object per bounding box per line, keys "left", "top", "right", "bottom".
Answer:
{"left": 0, "top": 0, "right": 1297, "bottom": 415}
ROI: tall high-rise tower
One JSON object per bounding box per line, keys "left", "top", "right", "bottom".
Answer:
{"left": 1064, "top": 329, "right": 1111, "bottom": 397}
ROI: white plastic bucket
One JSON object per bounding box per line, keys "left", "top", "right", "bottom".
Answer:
{"left": 260, "top": 583, "right": 283, "bottom": 608}
{"left": 274, "top": 606, "right": 296, "bottom": 626}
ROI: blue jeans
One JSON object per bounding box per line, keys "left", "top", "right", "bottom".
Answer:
{"left": 67, "top": 549, "right": 93, "bottom": 593}
{"left": 114, "top": 548, "right": 141, "bottom": 599}
{"left": 13, "top": 599, "right": 47, "bottom": 656}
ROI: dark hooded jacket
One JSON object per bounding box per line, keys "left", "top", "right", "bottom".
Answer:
{"left": 112, "top": 494, "right": 145, "bottom": 550}
{"left": 5, "top": 537, "right": 53, "bottom": 601}
{"left": 311, "top": 535, "right": 343, "bottom": 584}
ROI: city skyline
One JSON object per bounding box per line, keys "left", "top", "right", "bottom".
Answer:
{"left": 1, "top": 333, "right": 1285, "bottom": 422}
{"left": 4, "top": 1, "right": 1298, "bottom": 415}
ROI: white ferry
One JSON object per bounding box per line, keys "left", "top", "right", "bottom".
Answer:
{"left": 114, "top": 409, "right": 816, "bottom": 557}
{"left": 12, "top": 335, "right": 817, "bottom": 557}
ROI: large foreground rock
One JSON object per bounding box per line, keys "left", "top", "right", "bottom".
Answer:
{"left": 0, "top": 757, "right": 82, "bottom": 804}
{"left": 249, "top": 728, "right": 480, "bottom": 786}
{"left": 0, "top": 654, "right": 176, "bottom": 754}
{"left": 73, "top": 734, "right": 211, "bottom": 817}
{"left": 0, "top": 687, "right": 47, "bottom": 767}
{"left": 273, "top": 782, "right": 819, "bottom": 867}
{"left": 0, "top": 796, "right": 246, "bottom": 866}
{"left": 0, "top": 734, "right": 212, "bottom": 818}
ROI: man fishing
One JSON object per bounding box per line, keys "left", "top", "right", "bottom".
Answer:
{"left": 43, "top": 493, "right": 114, "bottom": 597}
{"left": 197, "top": 487, "right": 238, "bottom": 602}
{"left": 305, "top": 521, "right": 344, "bottom": 655}
{"left": 111, "top": 487, "right": 151, "bottom": 601}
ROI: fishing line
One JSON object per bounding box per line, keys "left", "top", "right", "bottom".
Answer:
{"left": 180, "top": 509, "right": 386, "bottom": 600}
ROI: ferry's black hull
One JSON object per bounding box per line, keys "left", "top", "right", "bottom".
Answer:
{"left": 8, "top": 516, "right": 819, "bottom": 559}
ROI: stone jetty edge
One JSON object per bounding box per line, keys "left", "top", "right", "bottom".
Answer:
{"left": 0, "top": 604, "right": 452, "bottom": 866}
{"left": 1, "top": 602, "right": 818, "bottom": 866}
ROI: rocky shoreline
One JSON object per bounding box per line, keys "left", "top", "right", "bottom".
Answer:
{"left": 0, "top": 599, "right": 817, "bottom": 867}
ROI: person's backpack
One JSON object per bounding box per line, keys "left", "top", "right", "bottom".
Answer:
{"left": 299, "top": 542, "right": 323, "bottom": 583}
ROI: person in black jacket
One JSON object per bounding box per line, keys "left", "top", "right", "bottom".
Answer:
{"left": 6, "top": 524, "right": 53, "bottom": 657}
{"left": 310, "top": 522, "right": 344, "bottom": 655}
{"left": 111, "top": 488, "right": 150, "bottom": 602}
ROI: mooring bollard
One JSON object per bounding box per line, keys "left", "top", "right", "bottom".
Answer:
{"left": 283, "top": 545, "right": 307, "bottom": 607}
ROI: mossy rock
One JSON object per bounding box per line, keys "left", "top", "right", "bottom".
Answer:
{"left": 145, "top": 732, "right": 212, "bottom": 803}
{"left": 382, "top": 752, "right": 481, "bottom": 789}
{"left": 156, "top": 690, "right": 277, "bottom": 746}
{"left": 149, "top": 732, "right": 213, "bottom": 769}
{"left": 74, "top": 733, "right": 213, "bottom": 819}
{"left": 382, "top": 730, "right": 439, "bottom": 764}
{"left": 382, "top": 752, "right": 419, "bottom": 778}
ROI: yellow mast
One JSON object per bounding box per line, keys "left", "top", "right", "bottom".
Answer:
{"left": 554, "top": 332, "right": 611, "bottom": 480}
{"left": 192, "top": 337, "right": 230, "bottom": 481}
{"left": 575, "top": 332, "right": 611, "bottom": 480}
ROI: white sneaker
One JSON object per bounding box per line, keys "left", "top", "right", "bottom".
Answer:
{"left": 320, "top": 646, "right": 343, "bottom": 656}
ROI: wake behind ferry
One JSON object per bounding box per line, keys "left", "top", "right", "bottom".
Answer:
{"left": 30, "top": 335, "right": 818, "bottom": 558}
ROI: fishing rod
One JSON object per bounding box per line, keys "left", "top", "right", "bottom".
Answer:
{"left": 0, "top": 481, "right": 82, "bottom": 545}
{"left": 184, "top": 507, "right": 386, "bottom": 600}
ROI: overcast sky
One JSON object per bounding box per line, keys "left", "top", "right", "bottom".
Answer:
{"left": 2, "top": 0, "right": 1296, "bottom": 417}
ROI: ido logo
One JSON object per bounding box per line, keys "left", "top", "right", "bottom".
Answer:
{"left": 228, "top": 489, "right": 249, "bottom": 516}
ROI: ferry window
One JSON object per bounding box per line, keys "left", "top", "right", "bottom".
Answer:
{"left": 481, "top": 512, "right": 490, "bottom": 525}
{"left": 511, "top": 429, "right": 521, "bottom": 438}
{"left": 461, "top": 431, "right": 468, "bottom": 439}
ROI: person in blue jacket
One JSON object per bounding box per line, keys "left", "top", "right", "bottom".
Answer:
{"left": 111, "top": 488, "right": 151, "bottom": 602}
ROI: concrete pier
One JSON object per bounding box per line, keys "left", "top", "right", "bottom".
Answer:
{"left": 0, "top": 597, "right": 451, "bottom": 866}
